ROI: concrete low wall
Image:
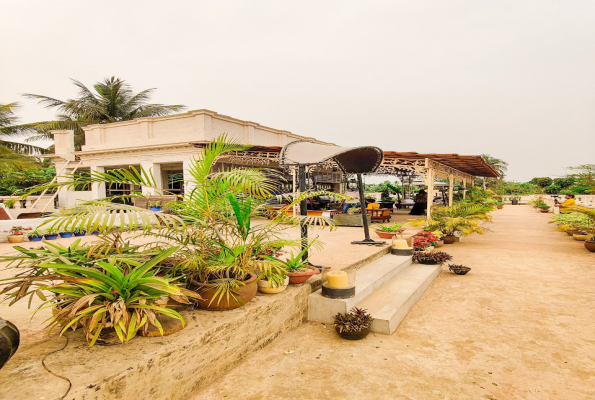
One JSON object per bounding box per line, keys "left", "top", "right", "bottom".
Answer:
{"left": 0, "top": 284, "right": 312, "bottom": 400}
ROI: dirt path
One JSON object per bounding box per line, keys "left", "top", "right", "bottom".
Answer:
{"left": 189, "top": 206, "right": 595, "bottom": 400}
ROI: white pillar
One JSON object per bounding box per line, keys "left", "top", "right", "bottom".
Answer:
{"left": 425, "top": 169, "right": 434, "bottom": 219}
{"left": 56, "top": 167, "right": 75, "bottom": 208}
{"left": 448, "top": 175, "right": 455, "bottom": 207}
{"left": 91, "top": 166, "right": 107, "bottom": 199}
{"left": 463, "top": 179, "right": 467, "bottom": 200}
{"left": 140, "top": 162, "right": 163, "bottom": 195}
{"left": 182, "top": 159, "right": 197, "bottom": 197}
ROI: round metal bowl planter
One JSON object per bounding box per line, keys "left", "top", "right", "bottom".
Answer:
{"left": 418, "top": 259, "right": 438, "bottom": 265}
{"left": 335, "top": 326, "right": 371, "bottom": 340}
{"left": 0, "top": 317, "right": 20, "bottom": 370}
{"left": 585, "top": 241, "right": 595, "bottom": 253}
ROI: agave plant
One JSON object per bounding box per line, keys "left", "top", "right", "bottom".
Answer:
{"left": 408, "top": 203, "right": 493, "bottom": 237}
{"left": 333, "top": 307, "right": 373, "bottom": 333}
{"left": 34, "top": 248, "right": 197, "bottom": 346}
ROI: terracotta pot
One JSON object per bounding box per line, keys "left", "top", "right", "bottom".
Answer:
{"left": 374, "top": 230, "right": 403, "bottom": 239}
{"left": 287, "top": 266, "right": 320, "bottom": 285}
{"left": 573, "top": 233, "right": 589, "bottom": 241}
{"left": 443, "top": 235, "right": 456, "bottom": 245}
{"left": 335, "top": 326, "right": 371, "bottom": 340}
{"left": 0, "top": 317, "right": 20, "bottom": 369}
{"left": 540, "top": 209, "right": 549, "bottom": 213}
{"left": 257, "top": 276, "right": 289, "bottom": 294}
{"left": 7, "top": 235, "right": 24, "bottom": 243}
{"left": 584, "top": 241, "right": 595, "bottom": 252}
{"left": 191, "top": 273, "right": 258, "bottom": 311}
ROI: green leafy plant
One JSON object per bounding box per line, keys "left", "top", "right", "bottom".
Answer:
{"left": 408, "top": 203, "right": 493, "bottom": 237}
{"left": 377, "top": 223, "right": 403, "bottom": 232}
{"left": 265, "top": 239, "right": 321, "bottom": 273}
{"left": 569, "top": 206, "right": 595, "bottom": 240}
{"left": 13, "top": 248, "right": 196, "bottom": 346}
{"left": 333, "top": 307, "right": 373, "bottom": 333}
{"left": 412, "top": 251, "right": 453, "bottom": 265}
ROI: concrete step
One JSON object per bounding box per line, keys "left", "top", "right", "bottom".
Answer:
{"left": 308, "top": 254, "right": 412, "bottom": 324}
{"left": 358, "top": 263, "right": 441, "bottom": 335}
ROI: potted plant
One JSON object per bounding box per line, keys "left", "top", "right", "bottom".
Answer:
{"left": 511, "top": 196, "right": 520, "bottom": 205}
{"left": 4, "top": 226, "right": 32, "bottom": 243}
{"left": 73, "top": 227, "right": 87, "bottom": 237}
{"left": 333, "top": 307, "right": 373, "bottom": 340}
{"left": 569, "top": 206, "right": 595, "bottom": 252}
{"left": 432, "top": 231, "right": 445, "bottom": 247}
{"left": 148, "top": 200, "right": 162, "bottom": 212}
{"left": 59, "top": 231, "right": 74, "bottom": 238}
{"left": 267, "top": 240, "right": 320, "bottom": 285}
{"left": 257, "top": 263, "right": 290, "bottom": 294}
{"left": 374, "top": 223, "right": 404, "bottom": 239}
{"left": 412, "top": 251, "right": 453, "bottom": 265}
{"left": 410, "top": 231, "right": 439, "bottom": 251}
{"left": 538, "top": 204, "right": 550, "bottom": 213}
{"left": 408, "top": 203, "right": 492, "bottom": 244}
{"left": 448, "top": 264, "right": 471, "bottom": 275}
{"left": 27, "top": 229, "right": 44, "bottom": 242}
{"left": 43, "top": 229, "right": 59, "bottom": 240}
{"left": 495, "top": 201, "right": 504, "bottom": 210}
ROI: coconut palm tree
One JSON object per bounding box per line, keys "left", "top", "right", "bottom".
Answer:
{"left": 481, "top": 154, "right": 508, "bottom": 179}
{"left": 23, "top": 77, "right": 187, "bottom": 150}
{"left": 0, "top": 102, "right": 45, "bottom": 168}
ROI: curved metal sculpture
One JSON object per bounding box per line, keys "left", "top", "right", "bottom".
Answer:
{"left": 0, "top": 317, "right": 20, "bottom": 370}
{"left": 280, "top": 141, "right": 385, "bottom": 249}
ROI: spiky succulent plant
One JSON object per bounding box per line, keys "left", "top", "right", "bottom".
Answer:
{"left": 333, "top": 307, "right": 373, "bottom": 333}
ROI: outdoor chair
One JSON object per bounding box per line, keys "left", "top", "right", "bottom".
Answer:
{"left": 367, "top": 208, "right": 391, "bottom": 223}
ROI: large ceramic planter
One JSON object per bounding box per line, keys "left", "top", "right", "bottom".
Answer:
{"left": 7, "top": 235, "right": 24, "bottom": 243}
{"left": 287, "top": 266, "right": 320, "bottom": 284}
{"left": 511, "top": 200, "right": 519, "bottom": 205}
{"left": 0, "top": 317, "right": 20, "bottom": 370}
{"left": 257, "top": 276, "right": 290, "bottom": 294}
{"left": 335, "top": 326, "right": 371, "bottom": 340}
{"left": 443, "top": 235, "right": 456, "bottom": 245}
{"left": 191, "top": 273, "right": 258, "bottom": 311}
{"left": 584, "top": 241, "right": 595, "bottom": 252}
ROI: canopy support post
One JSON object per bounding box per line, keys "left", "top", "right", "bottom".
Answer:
{"left": 448, "top": 174, "right": 454, "bottom": 207}
{"left": 299, "top": 165, "right": 309, "bottom": 261}
{"left": 426, "top": 168, "right": 434, "bottom": 219}
{"left": 351, "top": 173, "right": 384, "bottom": 246}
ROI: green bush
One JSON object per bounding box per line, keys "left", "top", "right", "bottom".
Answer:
{"left": 0, "top": 166, "right": 56, "bottom": 195}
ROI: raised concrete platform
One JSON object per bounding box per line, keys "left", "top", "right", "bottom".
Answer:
{"left": 308, "top": 254, "right": 440, "bottom": 335}
{"left": 308, "top": 254, "right": 412, "bottom": 323}
{"left": 358, "top": 263, "right": 441, "bottom": 334}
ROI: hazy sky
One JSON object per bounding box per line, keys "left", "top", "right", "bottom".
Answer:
{"left": 1, "top": 0, "right": 594, "bottom": 182}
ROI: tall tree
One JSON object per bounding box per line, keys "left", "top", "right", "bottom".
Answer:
{"left": 0, "top": 102, "right": 44, "bottom": 169}
{"left": 481, "top": 154, "right": 509, "bottom": 179}
{"left": 23, "top": 77, "right": 187, "bottom": 150}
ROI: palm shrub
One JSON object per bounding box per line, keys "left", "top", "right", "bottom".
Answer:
{"left": 549, "top": 213, "right": 590, "bottom": 233}
{"left": 19, "top": 134, "right": 343, "bottom": 307}
{"left": 408, "top": 203, "right": 493, "bottom": 237}
{"left": 569, "top": 206, "right": 595, "bottom": 240}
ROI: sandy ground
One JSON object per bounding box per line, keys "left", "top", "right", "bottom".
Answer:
{"left": 188, "top": 206, "right": 595, "bottom": 400}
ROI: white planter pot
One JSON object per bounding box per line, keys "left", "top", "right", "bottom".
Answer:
{"left": 257, "top": 276, "right": 289, "bottom": 294}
